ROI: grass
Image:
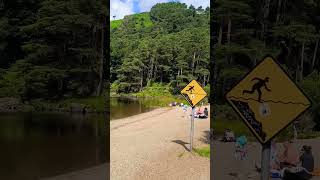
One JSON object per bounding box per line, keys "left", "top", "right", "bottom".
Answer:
{"left": 111, "top": 19, "right": 123, "bottom": 29}
{"left": 111, "top": 82, "right": 204, "bottom": 107}
{"left": 132, "top": 12, "right": 153, "bottom": 28}
{"left": 193, "top": 146, "right": 210, "bottom": 158}
{"left": 110, "top": 12, "right": 153, "bottom": 30}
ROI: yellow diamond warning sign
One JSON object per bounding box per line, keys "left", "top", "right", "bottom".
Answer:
{"left": 226, "top": 56, "right": 311, "bottom": 144}
{"left": 181, "top": 80, "right": 207, "bottom": 107}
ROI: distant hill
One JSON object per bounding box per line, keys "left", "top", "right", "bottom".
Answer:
{"left": 110, "top": 2, "right": 210, "bottom": 94}
{"left": 110, "top": 12, "right": 153, "bottom": 29}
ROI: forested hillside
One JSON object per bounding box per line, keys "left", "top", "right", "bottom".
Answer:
{"left": 111, "top": 2, "right": 210, "bottom": 95}
{"left": 0, "top": 0, "right": 107, "bottom": 102}
{"left": 213, "top": 0, "right": 320, "bottom": 130}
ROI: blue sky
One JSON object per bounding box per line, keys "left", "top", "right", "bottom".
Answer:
{"left": 111, "top": 0, "right": 210, "bottom": 20}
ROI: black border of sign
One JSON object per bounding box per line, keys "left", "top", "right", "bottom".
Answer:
{"left": 181, "top": 79, "right": 208, "bottom": 107}
{"left": 225, "top": 55, "right": 312, "bottom": 144}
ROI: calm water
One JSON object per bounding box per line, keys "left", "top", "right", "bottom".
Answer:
{"left": 0, "top": 112, "right": 107, "bottom": 180}
{"left": 110, "top": 97, "right": 155, "bottom": 120}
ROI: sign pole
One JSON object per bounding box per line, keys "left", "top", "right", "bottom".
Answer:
{"left": 261, "top": 141, "right": 271, "bottom": 180}
{"left": 190, "top": 107, "right": 195, "bottom": 152}
{"left": 180, "top": 80, "right": 207, "bottom": 152}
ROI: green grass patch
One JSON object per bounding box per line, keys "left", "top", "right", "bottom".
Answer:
{"left": 193, "top": 146, "right": 210, "bottom": 158}
{"left": 110, "top": 12, "right": 153, "bottom": 30}
{"left": 131, "top": 82, "right": 174, "bottom": 98}
{"left": 130, "top": 12, "right": 153, "bottom": 28}
{"left": 111, "top": 19, "right": 123, "bottom": 29}
{"left": 111, "top": 81, "right": 208, "bottom": 107}
{"left": 124, "top": 82, "right": 193, "bottom": 107}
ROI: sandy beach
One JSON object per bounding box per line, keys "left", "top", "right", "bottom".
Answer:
{"left": 110, "top": 106, "right": 210, "bottom": 180}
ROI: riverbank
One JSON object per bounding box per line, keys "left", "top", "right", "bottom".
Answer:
{"left": 111, "top": 106, "right": 210, "bottom": 180}
{"left": 0, "top": 97, "right": 106, "bottom": 113}
{"left": 111, "top": 82, "right": 209, "bottom": 107}
{"left": 110, "top": 93, "right": 188, "bottom": 107}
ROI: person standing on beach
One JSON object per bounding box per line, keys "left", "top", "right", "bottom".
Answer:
{"left": 234, "top": 136, "right": 248, "bottom": 160}
{"left": 183, "top": 104, "right": 188, "bottom": 117}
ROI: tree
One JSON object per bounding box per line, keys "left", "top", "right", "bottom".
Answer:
{"left": 111, "top": 2, "right": 209, "bottom": 94}
{"left": 0, "top": 0, "right": 108, "bottom": 100}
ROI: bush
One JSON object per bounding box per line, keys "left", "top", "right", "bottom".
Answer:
{"left": 301, "top": 72, "right": 320, "bottom": 102}
{"left": 134, "top": 82, "right": 171, "bottom": 97}
{"left": 215, "top": 104, "right": 240, "bottom": 121}
{"left": 300, "top": 72, "right": 320, "bottom": 130}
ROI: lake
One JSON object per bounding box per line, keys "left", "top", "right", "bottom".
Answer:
{"left": 0, "top": 112, "right": 107, "bottom": 180}
{"left": 0, "top": 97, "right": 157, "bottom": 179}
{"left": 110, "top": 97, "right": 156, "bottom": 120}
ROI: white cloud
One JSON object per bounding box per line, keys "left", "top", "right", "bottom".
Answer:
{"left": 179, "top": 0, "right": 210, "bottom": 8}
{"left": 110, "top": 0, "right": 210, "bottom": 20}
{"left": 110, "top": 0, "right": 134, "bottom": 20}
{"left": 138, "top": 0, "right": 168, "bottom": 13}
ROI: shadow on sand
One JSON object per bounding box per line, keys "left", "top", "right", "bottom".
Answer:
{"left": 172, "top": 140, "right": 190, "bottom": 151}
{"left": 199, "top": 130, "right": 211, "bottom": 144}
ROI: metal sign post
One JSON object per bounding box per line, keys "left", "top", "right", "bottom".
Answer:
{"left": 190, "top": 107, "right": 195, "bottom": 152}
{"left": 261, "top": 141, "right": 271, "bottom": 180}
{"left": 180, "top": 80, "right": 207, "bottom": 152}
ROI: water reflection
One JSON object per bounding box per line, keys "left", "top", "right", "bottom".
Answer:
{"left": 0, "top": 112, "right": 107, "bottom": 180}
{"left": 110, "top": 97, "right": 154, "bottom": 120}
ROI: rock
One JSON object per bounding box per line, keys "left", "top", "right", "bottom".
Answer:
{"left": 0, "top": 98, "right": 24, "bottom": 112}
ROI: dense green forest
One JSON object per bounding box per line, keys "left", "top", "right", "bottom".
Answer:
{"left": 213, "top": 0, "right": 320, "bottom": 131}
{"left": 110, "top": 2, "right": 210, "bottom": 95}
{"left": 0, "top": 0, "right": 107, "bottom": 104}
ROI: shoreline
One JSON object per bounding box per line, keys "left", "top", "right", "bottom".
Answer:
{"left": 111, "top": 106, "right": 210, "bottom": 180}
{"left": 110, "top": 107, "right": 170, "bottom": 122}
{"left": 0, "top": 97, "right": 106, "bottom": 114}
